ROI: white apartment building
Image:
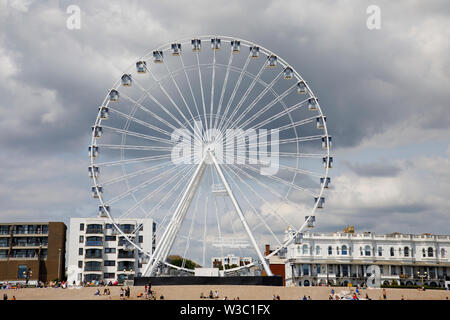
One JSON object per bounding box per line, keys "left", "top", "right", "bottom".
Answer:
{"left": 279, "top": 227, "right": 450, "bottom": 288}
{"left": 67, "top": 216, "right": 155, "bottom": 285}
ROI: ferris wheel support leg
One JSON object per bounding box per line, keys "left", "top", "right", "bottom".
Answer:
{"left": 209, "top": 151, "right": 274, "bottom": 276}
{"left": 142, "top": 155, "right": 208, "bottom": 277}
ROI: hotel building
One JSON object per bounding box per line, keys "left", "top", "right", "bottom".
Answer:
{"left": 278, "top": 226, "right": 450, "bottom": 287}
{"left": 0, "top": 222, "right": 67, "bottom": 284}
{"left": 67, "top": 216, "right": 155, "bottom": 285}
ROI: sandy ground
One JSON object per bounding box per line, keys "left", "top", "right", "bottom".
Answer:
{"left": 2, "top": 285, "right": 449, "bottom": 300}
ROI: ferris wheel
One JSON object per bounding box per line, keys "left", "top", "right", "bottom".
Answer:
{"left": 89, "top": 35, "right": 332, "bottom": 277}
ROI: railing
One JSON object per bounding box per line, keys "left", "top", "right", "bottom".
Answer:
{"left": 86, "top": 228, "right": 103, "bottom": 234}
{"left": 85, "top": 241, "right": 103, "bottom": 246}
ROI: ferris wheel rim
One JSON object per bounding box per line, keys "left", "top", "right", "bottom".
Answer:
{"left": 89, "top": 35, "right": 331, "bottom": 275}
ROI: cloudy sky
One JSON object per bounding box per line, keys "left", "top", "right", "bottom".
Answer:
{"left": 0, "top": 0, "right": 449, "bottom": 245}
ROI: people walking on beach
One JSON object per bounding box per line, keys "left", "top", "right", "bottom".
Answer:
{"left": 3, "top": 293, "right": 7, "bottom": 300}
{"left": 382, "top": 288, "right": 387, "bottom": 300}
{"left": 120, "top": 288, "right": 124, "bottom": 299}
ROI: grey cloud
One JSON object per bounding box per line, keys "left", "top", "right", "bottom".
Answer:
{"left": 344, "top": 160, "right": 402, "bottom": 177}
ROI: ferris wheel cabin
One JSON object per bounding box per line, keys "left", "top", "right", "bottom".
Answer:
{"left": 297, "top": 81, "right": 307, "bottom": 94}
{"left": 153, "top": 50, "right": 163, "bottom": 63}
{"left": 231, "top": 40, "right": 240, "bottom": 53}
{"left": 136, "top": 61, "right": 147, "bottom": 73}
{"left": 121, "top": 74, "right": 132, "bottom": 87}
{"left": 88, "top": 166, "right": 99, "bottom": 179}
{"left": 211, "top": 37, "right": 221, "bottom": 50}
{"left": 109, "top": 89, "right": 119, "bottom": 102}
{"left": 171, "top": 43, "right": 181, "bottom": 56}
{"left": 250, "top": 46, "right": 260, "bottom": 58}
{"left": 191, "top": 39, "right": 201, "bottom": 51}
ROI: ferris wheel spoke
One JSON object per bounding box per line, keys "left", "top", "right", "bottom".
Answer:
{"left": 216, "top": 52, "right": 252, "bottom": 132}
{"left": 102, "top": 125, "right": 175, "bottom": 145}
{"left": 235, "top": 159, "right": 320, "bottom": 196}
{"left": 181, "top": 184, "right": 203, "bottom": 269}
{"left": 213, "top": 49, "right": 234, "bottom": 131}
{"left": 148, "top": 179, "right": 187, "bottom": 256}
{"left": 100, "top": 160, "right": 181, "bottom": 186}
{"left": 236, "top": 82, "right": 299, "bottom": 130}
{"left": 202, "top": 194, "right": 209, "bottom": 267}
{"left": 161, "top": 61, "right": 197, "bottom": 125}
{"left": 222, "top": 73, "right": 283, "bottom": 133}
{"left": 94, "top": 154, "right": 173, "bottom": 167}
{"left": 255, "top": 134, "right": 324, "bottom": 148}
{"left": 222, "top": 66, "right": 278, "bottom": 133}
{"left": 119, "top": 164, "right": 195, "bottom": 220}
{"left": 221, "top": 58, "right": 268, "bottom": 131}
{"left": 108, "top": 105, "right": 173, "bottom": 137}
{"left": 225, "top": 164, "right": 294, "bottom": 228}
{"left": 275, "top": 152, "right": 327, "bottom": 159}
{"left": 222, "top": 165, "right": 282, "bottom": 247}
{"left": 245, "top": 97, "right": 311, "bottom": 130}
{"left": 142, "top": 66, "right": 201, "bottom": 139}
{"left": 179, "top": 54, "right": 203, "bottom": 128}
{"left": 132, "top": 75, "right": 193, "bottom": 134}
{"left": 230, "top": 163, "right": 306, "bottom": 213}
{"left": 209, "top": 47, "right": 217, "bottom": 137}
{"left": 120, "top": 90, "right": 182, "bottom": 132}
{"left": 97, "top": 144, "right": 173, "bottom": 152}
{"left": 195, "top": 52, "right": 209, "bottom": 141}
{"left": 105, "top": 165, "right": 182, "bottom": 206}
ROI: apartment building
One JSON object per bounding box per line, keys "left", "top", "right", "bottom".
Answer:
{"left": 67, "top": 216, "right": 155, "bottom": 285}
{"left": 0, "top": 222, "right": 66, "bottom": 283}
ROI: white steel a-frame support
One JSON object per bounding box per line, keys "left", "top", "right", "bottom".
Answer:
{"left": 142, "top": 151, "right": 273, "bottom": 277}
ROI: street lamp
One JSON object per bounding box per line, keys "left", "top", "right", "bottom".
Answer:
{"left": 417, "top": 271, "right": 427, "bottom": 288}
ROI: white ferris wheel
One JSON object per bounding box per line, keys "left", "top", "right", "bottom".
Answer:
{"left": 89, "top": 36, "right": 332, "bottom": 277}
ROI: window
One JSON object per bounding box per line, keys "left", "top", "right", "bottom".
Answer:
{"left": 428, "top": 247, "right": 434, "bottom": 257}
{"left": 341, "top": 245, "right": 348, "bottom": 255}
{"left": 80, "top": 223, "right": 84, "bottom": 231}
{"left": 378, "top": 247, "right": 383, "bottom": 257}
{"left": 104, "top": 273, "right": 115, "bottom": 279}
{"left": 422, "top": 248, "right": 426, "bottom": 257}
{"left": 302, "top": 244, "right": 308, "bottom": 255}
{"left": 78, "top": 261, "right": 83, "bottom": 268}
{"left": 105, "top": 224, "right": 113, "bottom": 229}
{"left": 404, "top": 247, "right": 409, "bottom": 257}
{"left": 336, "top": 246, "right": 340, "bottom": 255}
{"left": 78, "top": 248, "right": 83, "bottom": 256}
{"left": 315, "top": 246, "right": 320, "bottom": 255}
{"left": 365, "top": 245, "right": 371, "bottom": 256}
{"left": 138, "top": 236, "right": 143, "bottom": 243}
{"left": 342, "top": 265, "right": 349, "bottom": 276}
{"left": 105, "top": 248, "right": 116, "bottom": 254}
{"left": 17, "top": 265, "right": 27, "bottom": 279}
{"left": 328, "top": 246, "right": 332, "bottom": 255}
{"left": 105, "top": 236, "right": 116, "bottom": 241}
{"left": 441, "top": 248, "right": 446, "bottom": 258}
{"left": 104, "top": 260, "right": 116, "bottom": 266}
{"left": 302, "top": 264, "right": 309, "bottom": 276}
{"left": 390, "top": 247, "right": 395, "bottom": 257}
{"left": 79, "top": 235, "right": 84, "bottom": 243}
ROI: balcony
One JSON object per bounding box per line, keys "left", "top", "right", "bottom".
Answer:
{"left": 85, "top": 240, "right": 103, "bottom": 247}
{"left": 86, "top": 228, "right": 103, "bottom": 234}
